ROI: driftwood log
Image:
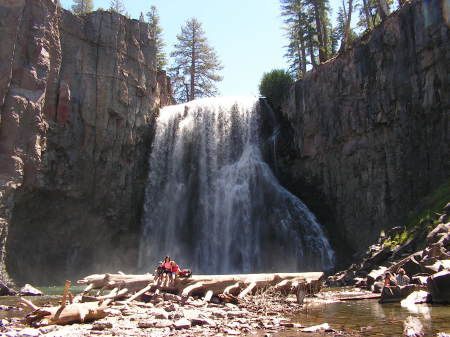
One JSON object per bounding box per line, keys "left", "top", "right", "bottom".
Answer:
{"left": 20, "top": 281, "right": 111, "bottom": 326}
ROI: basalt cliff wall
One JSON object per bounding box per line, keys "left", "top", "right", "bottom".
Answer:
{"left": 277, "top": 0, "right": 449, "bottom": 266}
{"left": 0, "top": 0, "right": 172, "bottom": 284}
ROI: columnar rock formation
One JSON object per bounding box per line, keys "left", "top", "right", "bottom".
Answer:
{"left": 278, "top": 0, "right": 449, "bottom": 264}
{"left": 0, "top": 0, "right": 172, "bottom": 284}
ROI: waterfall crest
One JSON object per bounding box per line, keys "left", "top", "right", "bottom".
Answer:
{"left": 138, "top": 97, "right": 334, "bottom": 273}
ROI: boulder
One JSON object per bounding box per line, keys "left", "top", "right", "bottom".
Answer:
{"left": 400, "top": 290, "right": 431, "bottom": 306}
{"left": 427, "top": 270, "right": 450, "bottom": 303}
{"left": 399, "top": 255, "right": 422, "bottom": 276}
{"left": 380, "top": 285, "right": 425, "bottom": 303}
{"left": 19, "top": 284, "right": 43, "bottom": 296}
{"left": 426, "top": 223, "right": 450, "bottom": 245}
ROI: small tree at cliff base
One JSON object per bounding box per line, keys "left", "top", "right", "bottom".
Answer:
{"left": 169, "top": 18, "right": 223, "bottom": 103}
{"left": 259, "top": 69, "right": 294, "bottom": 111}
{"left": 71, "top": 0, "right": 94, "bottom": 14}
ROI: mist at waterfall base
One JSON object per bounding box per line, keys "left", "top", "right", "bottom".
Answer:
{"left": 138, "top": 97, "right": 335, "bottom": 274}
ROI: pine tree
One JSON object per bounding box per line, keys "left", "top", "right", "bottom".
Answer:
{"left": 146, "top": 6, "right": 167, "bottom": 70}
{"left": 109, "top": 0, "right": 125, "bottom": 14}
{"left": 340, "top": 0, "right": 354, "bottom": 50}
{"left": 71, "top": 0, "right": 93, "bottom": 15}
{"left": 169, "top": 18, "right": 223, "bottom": 102}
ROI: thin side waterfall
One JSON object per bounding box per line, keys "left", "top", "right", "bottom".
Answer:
{"left": 138, "top": 97, "right": 335, "bottom": 274}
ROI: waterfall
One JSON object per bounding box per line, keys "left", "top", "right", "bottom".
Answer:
{"left": 138, "top": 97, "right": 335, "bottom": 274}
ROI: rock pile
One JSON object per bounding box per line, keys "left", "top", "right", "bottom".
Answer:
{"left": 327, "top": 203, "right": 450, "bottom": 303}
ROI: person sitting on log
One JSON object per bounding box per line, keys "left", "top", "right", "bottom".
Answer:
{"left": 170, "top": 261, "right": 180, "bottom": 285}
{"left": 395, "top": 268, "right": 410, "bottom": 286}
{"left": 154, "top": 261, "right": 165, "bottom": 285}
{"left": 383, "top": 272, "right": 397, "bottom": 287}
{"left": 162, "top": 256, "right": 172, "bottom": 286}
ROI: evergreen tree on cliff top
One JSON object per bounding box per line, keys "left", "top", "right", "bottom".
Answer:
{"left": 71, "top": 0, "right": 93, "bottom": 14}
{"left": 109, "top": 0, "right": 125, "bottom": 14}
{"left": 146, "top": 6, "right": 167, "bottom": 70}
{"left": 170, "top": 18, "right": 223, "bottom": 103}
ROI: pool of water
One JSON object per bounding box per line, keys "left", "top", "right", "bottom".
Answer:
{"left": 0, "top": 285, "right": 85, "bottom": 321}
{"left": 280, "top": 299, "right": 450, "bottom": 336}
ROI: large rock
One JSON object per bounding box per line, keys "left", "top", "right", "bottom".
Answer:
{"left": 0, "top": 0, "right": 172, "bottom": 284}
{"left": 380, "top": 285, "right": 425, "bottom": 303}
{"left": 427, "top": 270, "right": 450, "bottom": 303}
{"left": 277, "top": 0, "right": 449, "bottom": 264}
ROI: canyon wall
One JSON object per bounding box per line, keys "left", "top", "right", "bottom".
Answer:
{"left": 278, "top": 0, "right": 449, "bottom": 266}
{"left": 0, "top": 0, "right": 171, "bottom": 284}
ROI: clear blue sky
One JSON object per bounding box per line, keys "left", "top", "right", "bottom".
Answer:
{"left": 60, "top": 0, "right": 340, "bottom": 97}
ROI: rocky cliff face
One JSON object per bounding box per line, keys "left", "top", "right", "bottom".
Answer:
{"left": 0, "top": 0, "right": 171, "bottom": 284}
{"left": 278, "top": 0, "right": 449, "bottom": 266}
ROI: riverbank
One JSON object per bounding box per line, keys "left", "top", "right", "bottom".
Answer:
{"left": 2, "top": 287, "right": 450, "bottom": 337}
{"left": 0, "top": 289, "right": 350, "bottom": 337}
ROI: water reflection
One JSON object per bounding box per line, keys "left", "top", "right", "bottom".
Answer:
{"left": 286, "top": 300, "right": 450, "bottom": 336}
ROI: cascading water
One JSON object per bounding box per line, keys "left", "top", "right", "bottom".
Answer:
{"left": 138, "top": 97, "right": 335, "bottom": 274}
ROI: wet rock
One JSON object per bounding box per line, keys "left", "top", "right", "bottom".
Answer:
{"left": 427, "top": 270, "right": 450, "bottom": 303}
{"left": 19, "top": 284, "right": 43, "bottom": 296}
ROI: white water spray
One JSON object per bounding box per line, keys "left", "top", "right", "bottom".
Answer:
{"left": 138, "top": 97, "right": 334, "bottom": 273}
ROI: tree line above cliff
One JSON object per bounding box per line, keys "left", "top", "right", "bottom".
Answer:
{"left": 69, "top": 0, "right": 408, "bottom": 103}
{"left": 281, "top": 0, "right": 407, "bottom": 80}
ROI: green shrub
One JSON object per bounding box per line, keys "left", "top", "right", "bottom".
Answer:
{"left": 259, "top": 69, "right": 293, "bottom": 110}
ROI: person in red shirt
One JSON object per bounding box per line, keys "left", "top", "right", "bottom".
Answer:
{"left": 170, "top": 261, "right": 180, "bottom": 285}
{"left": 162, "top": 256, "right": 172, "bottom": 286}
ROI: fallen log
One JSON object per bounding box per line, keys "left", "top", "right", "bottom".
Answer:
{"left": 21, "top": 297, "right": 110, "bottom": 326}
{"left": 77, "top": 272, "right": 324, "bottom": 302}
{"left": 77, "top": 273, "right": 153, "bottom": 291}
